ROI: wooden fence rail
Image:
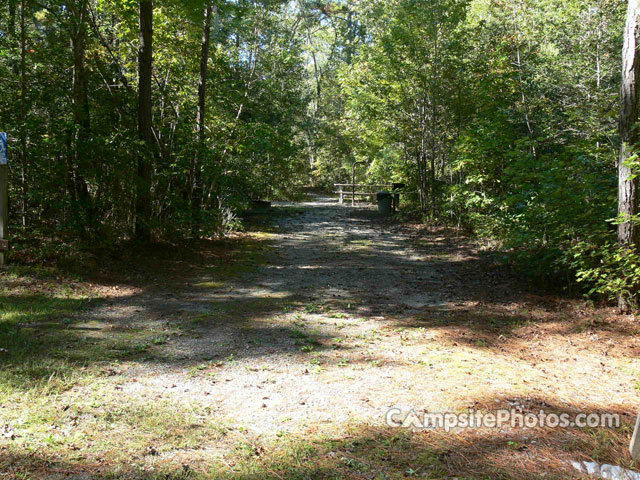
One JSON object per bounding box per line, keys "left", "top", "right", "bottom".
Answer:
{"left": 333, "top": 184, "right": 393, "bottom": 205}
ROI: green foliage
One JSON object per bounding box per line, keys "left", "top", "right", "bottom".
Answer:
{"left": 305, "top": 0, "right": 629, "bottom": 300}
{"left": 0, "top": 0, "right": 311, "bottom": 246}
{"left": 0, "top": 0, "right": 635, "bottom": 301}
{"left": 570, "top": 236, "right": 640, "bottom": 302}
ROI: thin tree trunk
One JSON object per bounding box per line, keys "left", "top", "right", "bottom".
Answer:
{"left": 192, "top": 1, "right": 213, "bottom": 238}
{"left": 70, "top": 2, "right": 90, "bottom": 134}
{"left": 511, "top": 1, "right": 536, "bottom": 157}
{"left": 596, "top": 17, "right": 602, "bottom": 89}
{"left": 430, "top": 5, "right": 440, "bottom": 220}
{"left": 69, "top": 0, "right": 92, "bottom": 231}
{"left": 618, "top": 0, "right": 640, "bottom": 311}
{"left": 71, "top": 1, "right": 91, "bottom": 137}
{"left": 19, "top": 0, "right": 27, "bottom": 228}
{"left": 136, "top": 0, "right": 153, "bottom": 241}
{"left": 345, "top": 9, "right": 355, "bottom": 64}
{"left": 8, "top": 0, "right": 16, "bottom": 36}
{"left": 308, "top": 29, "right": 321, "bottom": 99}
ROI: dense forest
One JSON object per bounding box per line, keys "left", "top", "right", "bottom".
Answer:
{"left": 0, "top": 0, "right": 638, "bottom": 306}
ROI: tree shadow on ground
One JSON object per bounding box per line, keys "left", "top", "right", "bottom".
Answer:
{"left": 1, "top": 200, "right": 634, "bottom": 390}
{"left": 211, "top": 396, "right": 637, "bottom": 480}
{"left": 1, "top": 396, "right": 635, "bottom": 479}
{"left": 0, "top": 289, "right": 350, "bottom": 391}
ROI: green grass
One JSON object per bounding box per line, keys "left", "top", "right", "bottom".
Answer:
{"left": 2, "top": 395, "right": 229, "bottom": 477}
{"left": 0, "top": 267, "right": 100, "bottom": 394}
{"left": 0, "top": 265, "right": 187, "bottom": 397}
{"left": 1, "top": 418, "right": 613, "bottom": 479}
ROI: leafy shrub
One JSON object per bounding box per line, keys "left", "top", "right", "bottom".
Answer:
{"left": 567, "top": 234, "right": 640, "bottom": 305}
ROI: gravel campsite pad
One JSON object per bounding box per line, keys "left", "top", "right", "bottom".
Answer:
{"left": 2, "top": 196, "right": 640, "bottom": 478}
{"left": 75, "top": 196, "right": 459, "bottom": 435}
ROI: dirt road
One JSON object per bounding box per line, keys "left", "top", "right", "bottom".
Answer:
{"left": 81, "top": 196, "right": 637, "bottom": 444}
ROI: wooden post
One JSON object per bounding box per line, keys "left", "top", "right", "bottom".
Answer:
{"left": 631, "top": 411, "right": 640, "bottom": 459}
{"left": 352, "top": 174, "right": 356, "bottom": 207}
{"left": 352, "top": 161, "right": 364, "bottom": 207}
{"left": 0, "top": 133, "right": 8, "bottom": 266}
{"left": 339, "top": 186, "right": 344, "bottom": 205}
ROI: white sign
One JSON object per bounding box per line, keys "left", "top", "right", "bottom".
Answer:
{"left": 0, "top": 133, "right": 6, "bottom": 165}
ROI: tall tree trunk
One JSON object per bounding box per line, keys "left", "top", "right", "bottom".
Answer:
{"left": 511, "top": 1, "right": 536, "bottom": 157}
{"left": 71, "top": 1, "right": 90, "bottom": 140}
{"left": 345, "top": 9, "right": 356, "bottom": 65}
{"left": 8, "top": 0, "right": 16, "bottom": 36}
{"left": 618, "top": 0, "right": 640, "bottom": 311}
{"left": 429, "top": 4, "right": 440, "bottom": 220}
{"left": 19, "top": 0, "right": 27, "bottom": 228}
{"left": 136, "top": 0, "right": 153, "bottom": 242}
{"left": 69, "top": 0, "right": 92, "bottom": 232}
{"left": 192, "top": 1, "right": 213, "bottom": 238}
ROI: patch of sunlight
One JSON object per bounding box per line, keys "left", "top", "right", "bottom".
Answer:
{"left": 193, "top": 281, "right": 226, "bottom": 288}
{"left": 250, "top": 231, "right": 276, "bottom": 240}
{"left": 246, "top": 290, "right": 291, "bottom": 299}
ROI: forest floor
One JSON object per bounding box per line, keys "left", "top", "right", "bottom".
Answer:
{"left": 1, "top": 195, "right": 640, "bottom": 479}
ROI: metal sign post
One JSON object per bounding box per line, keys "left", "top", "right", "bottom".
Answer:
{"left": 0, "top": 133, "right": 8, "bottom": 266}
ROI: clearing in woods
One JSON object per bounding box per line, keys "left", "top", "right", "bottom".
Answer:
{"left": 1, "top": 196, "right": 639, "bottom": 479}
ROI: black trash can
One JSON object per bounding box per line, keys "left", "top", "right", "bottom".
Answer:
{"left": 377, "top": 191, "right": 393, "bottom": 215}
